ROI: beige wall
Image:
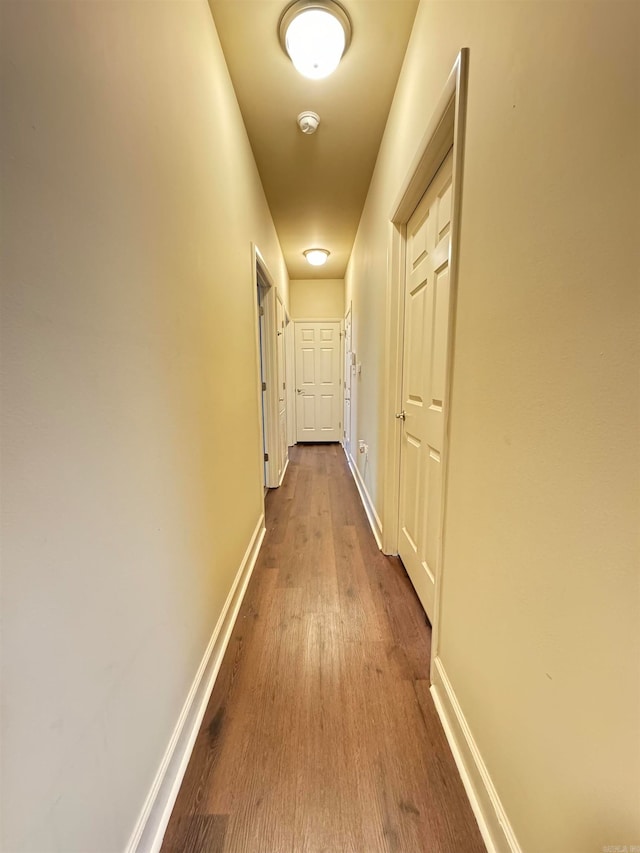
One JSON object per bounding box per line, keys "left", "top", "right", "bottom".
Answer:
{"left": 0, "top": 2, "right": 287, "bottom": 850}
{"left": 290, "top": 278, "right": 345, "bottom": 318}
{"left": 346, "top": 1, "right": 640, "bottom": 851}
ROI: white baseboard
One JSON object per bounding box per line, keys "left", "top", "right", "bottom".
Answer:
{"left": 345, "top": 449, "right": 383, "bottom": 549}
{"left": 125, "top": 515, "right": 266, "bottom": 853}
{"left": 430, "top": 656, "right": 522, "bottom": 853}
{"left": 278, "top": 456, "right": 290, "bottom": 487}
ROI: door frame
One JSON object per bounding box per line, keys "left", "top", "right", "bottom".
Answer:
{"left": 251, "top": 243, "right": 280, "bottom": 490}
{"left": 285, "top": 316, "right": 296, "bottom": 448}
{"left": 275, "top": 289, "right": 289, "bottom": 485}
{"left": 380, "top": 49, "right": 469, "bottom": 664}
{"left": 343, "top": 302, "right": 353, "bottom": 457}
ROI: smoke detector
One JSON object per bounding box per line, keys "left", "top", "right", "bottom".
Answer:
{"left": 297, "top": 111, "right": 320, "bottom": 134}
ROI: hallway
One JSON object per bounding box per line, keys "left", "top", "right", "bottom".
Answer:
{"left": 161, "top": 445, "right": 485, "bottom": 852}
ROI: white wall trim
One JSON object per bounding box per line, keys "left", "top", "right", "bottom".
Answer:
{"left": 278, "top": 456, "right": 290, "bottom": 487}
{"left": 125, "top": 515, "right": 267, "bottom": 853}
{"left": 430, "top": 656, "right": 522, "bottom": 853}
{"left": 345, "top": 448, "right": 383, "bottom": 549}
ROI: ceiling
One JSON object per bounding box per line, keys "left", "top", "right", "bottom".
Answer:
{"left": 209, "top": 0, "right": 419, "bottom": 280}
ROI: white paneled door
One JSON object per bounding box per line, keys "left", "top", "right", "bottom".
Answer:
{"left": 397, "top": 150, "right": 454, "bottom": 623}
{"left": 295, "top": 321, "right": 341, "bottom": 442}
{"left": 276, "top": 295, "right": 288, "bottom": 482}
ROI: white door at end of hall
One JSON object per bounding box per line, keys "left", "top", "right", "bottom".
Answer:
{"left": 398, "top": 149, "right": 454, "bottom": 624}
{"left": 295, "top": 321, "right": 341, "bottom": 442}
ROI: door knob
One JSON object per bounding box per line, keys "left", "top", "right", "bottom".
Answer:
{"left": 395, "top": 411, "right": 406, "bottom": 420}
{"left": 297, "top": 388, "right": 303, "bottom": 394}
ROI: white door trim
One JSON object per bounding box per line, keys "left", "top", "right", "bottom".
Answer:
{"left": 251, "top": 243, "right": 280, "bottom": 490}
{"left": 275, "top": 289, "right": 286, "bottom": 484}
{"left": 343, "top": 302, "right": 352, "bottom": 456}
{"left": 380, "top": 49, "right": 469, "bottom": 668}
{"left": 285, "top": 317, "right": 296, "bottom": 447}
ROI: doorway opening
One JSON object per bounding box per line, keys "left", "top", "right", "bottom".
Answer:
{"left": 256, "top": 281, "right": 269, "bottom": 490}
{"left": 253, "top": 245, "right": 287, "bottom": 490}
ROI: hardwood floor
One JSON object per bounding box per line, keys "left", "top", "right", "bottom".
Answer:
{"left": 161, "top": 444, "right": 485, "bottom": 853}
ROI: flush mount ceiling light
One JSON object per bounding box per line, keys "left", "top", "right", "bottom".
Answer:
{"left": 304, "top": 248, "right": 330, "bottom": 266}
{"left": 279, "top": 0, "right": 352, "bottom": 80}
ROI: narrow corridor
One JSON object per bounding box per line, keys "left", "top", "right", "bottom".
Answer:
{"left": 161, "top": 445, "right": 485, "bottom": 852}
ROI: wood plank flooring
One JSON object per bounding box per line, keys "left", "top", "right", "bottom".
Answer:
{"left": 161, "top": 444, "right": 485, "bottom": 853}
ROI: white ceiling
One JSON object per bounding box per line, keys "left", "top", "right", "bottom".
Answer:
{"left": 209, "top": 0, "right": 419, "bottom": 280}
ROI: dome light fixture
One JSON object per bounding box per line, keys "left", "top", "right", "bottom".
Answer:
{"left": 304, "top": 248, "right": 330, "bottom": 266}
{"left": 279, "top": 0, "right": 352, "bottom": 80}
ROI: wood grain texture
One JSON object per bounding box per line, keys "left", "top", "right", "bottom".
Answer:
{"left": 161, "top": 444, "right": 485, "bottom": 853}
